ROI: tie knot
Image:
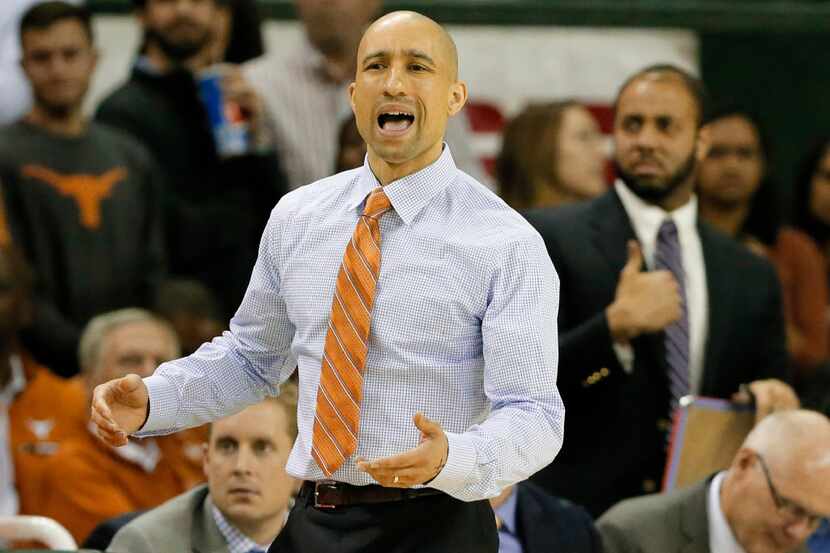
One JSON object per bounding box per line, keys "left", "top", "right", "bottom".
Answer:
{"left": 658, "top": 219, "right": 679, "bottom": 240}
{"left": 363, "top": 187, "right": 392, "bottom": 219}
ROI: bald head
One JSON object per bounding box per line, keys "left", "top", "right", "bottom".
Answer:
{"left": 743, "top": 409, "right": 830, "bottom": 471}
{"left": 359, "top": 11, "right": 459, "bottom": 81}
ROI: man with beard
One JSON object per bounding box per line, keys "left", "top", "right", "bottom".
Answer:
{"left": 0, "top": 1, "right": 165, "bottom": 376}
{"left": 524, "top": 64, "right": 797, "bottom": 517}
{"left": 96, "top": 0, "right": 287, "bottom": 320}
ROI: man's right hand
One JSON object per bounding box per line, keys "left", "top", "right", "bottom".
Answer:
{"left": 90, "top": 374, "right": 149, "bottom": 447}
{"left": 606, "top": 240, "right": 682, "bottom": 343}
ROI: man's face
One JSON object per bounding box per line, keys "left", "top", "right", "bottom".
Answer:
{"left": 295, "top": 0, "right": 379, "bottom": 56}
{"left": 698, "top": 115, "right": 765, "bottom": 207}
{"left": 140, "top": 0, "right": 216, "bottom": 63}
{"left": 90, "top": 321, "right": 177, "bottom": 389}
{"left": 204, "top": 402, "right": 296, "bottom": 533}
{"left": 20, "top": 19, "right": 96, "bottom": 117}
{"left": 727, "top": 451, "right": 830, "bottom": 553}
{"left": 349, "top": 15, "right": 467, "bottom": 171}
{"left": 613, "top": 75, "right": 703, "bottom": 204}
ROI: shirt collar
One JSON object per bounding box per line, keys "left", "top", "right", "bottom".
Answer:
{"left": 87, "top": 422, "right": 161, "bottom": 473}
{"left": 0, "top": 354, "right": 26, "bottom": 407}
{"left": 346, "top": 144, "right": 458, "bottom": 225}
{"left": 494, "top": 486, "right": 519, "bottom": 535}
{"left": 615, "top": 180, "right": 698, "bottom": 262}
{"left": 708, "top": 471, "right": 747, "bottom": 553}
{"left": 211, "top": 499, "right": 274, "bottom": 553}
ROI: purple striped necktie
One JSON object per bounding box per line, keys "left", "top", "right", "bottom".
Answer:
{"left": 654, "top": 219, "right": 690, "bottom": 407}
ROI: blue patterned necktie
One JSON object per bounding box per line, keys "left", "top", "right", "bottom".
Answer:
{"left": 654, "top": 219, "right": 690, "bottom": 407}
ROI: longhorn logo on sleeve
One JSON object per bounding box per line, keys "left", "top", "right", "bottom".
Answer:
{"left": 21, "top": 165, "right": 127, "bottom": 230}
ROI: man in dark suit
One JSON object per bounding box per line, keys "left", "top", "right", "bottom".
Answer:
{"left": 524, "top": 64, "right": 799, "bottom": 517}
{"left": 491, "top": 482, "right": 602, "bottom": 553}
{"left": 597, "top": 410, "right": 829, "bottom": 553}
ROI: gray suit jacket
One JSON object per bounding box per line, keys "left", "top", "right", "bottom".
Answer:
{"left": 107, "top": 485, "right": 227, "bottom": 553}
{"left": 597, "top": 479, "right": 809, "bottom": 553}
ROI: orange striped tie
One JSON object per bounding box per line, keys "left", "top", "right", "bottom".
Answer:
{"left": 312, "top": 187, "right": 392, "bottom": 476}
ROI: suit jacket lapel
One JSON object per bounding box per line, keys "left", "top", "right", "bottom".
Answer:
{"left": 192, "top": 491, "right": 227, "bottom": 553}
{"left": 698, "top": 223, "right": 735, "bottom": 393}
{"left": 678, "top": 480, "right": 711, "bottom": 553}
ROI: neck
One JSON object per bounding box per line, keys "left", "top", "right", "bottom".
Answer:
{"left": 367, "top": 142, "right": 443, "bottom": 185}
{"left": 534, "top": 181, "right": 585, "bottom": 209}
{"left": 25, "top": 103, "right": 86, "bottom": 137}
{"left": 655, "top": 179, "right": 695, "bottom": 212}
{"left": 233, "top": 509, "right": 286, "bottom": 546}
{"left": 145, "top": 43, "right": 211, "bottom": 74}
{"left": 699, "top": 198, "right": 749, "bottom": 237}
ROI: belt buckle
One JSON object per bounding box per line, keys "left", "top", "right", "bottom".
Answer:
{"left": 314, "top": 480, "right": 340, "bottom": 509}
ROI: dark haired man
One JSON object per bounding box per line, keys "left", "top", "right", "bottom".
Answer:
{"left": 525, "top": 65, "right": 797, "bottom": 516}
{"left": 0, "top": 1, "right": 165, "bottom": 376}
{"left": 96, "top": 0, "right": 287, "bottom": 319}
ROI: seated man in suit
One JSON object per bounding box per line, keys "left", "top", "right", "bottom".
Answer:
{"left": 524, "top": 63, "right": 798, "bottom": 517}
{"left": 109, "top": 384, "right": 299, "bottom": 553}
{"left": 40, "top": 308, "right": 206, "bottom": 543}
{"left": 490, "top": 482, "right": 602, "bottom": 553}
{"left": 598, "top": 409, "right": 830, "bottom": 553}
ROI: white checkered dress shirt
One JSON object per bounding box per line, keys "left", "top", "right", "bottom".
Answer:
{"left": 138, "top": 146, "right": 564, "bottom": 501}
{"left": 211, "top": 502, "right": 272, "bottom": 553}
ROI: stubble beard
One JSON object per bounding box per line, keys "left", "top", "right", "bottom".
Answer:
{"left": 615, "top": 151, "right": 697, "bottom": 205}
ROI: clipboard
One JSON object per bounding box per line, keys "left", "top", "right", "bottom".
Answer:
{"left": 662, "top": 396, "right": 754, "bottom": 491}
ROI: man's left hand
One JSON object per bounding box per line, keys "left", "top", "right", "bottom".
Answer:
{"left": 733, "top": 378, "right": 800, "bottom": 424}
{"left": 356, "top": 412, "right": 448, "bottom": 488}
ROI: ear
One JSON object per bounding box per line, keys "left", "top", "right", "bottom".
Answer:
{"left": 201, "top": 442, "right": 210, "bottom": 477}
{"left": 348, "top": 81, "right": 357, "bottom": 116}
{"left": 696, "top": 123, "right": 712, "bottom": 162}
{"left": 447, "top": 80, "right": 468, "bottom": 117}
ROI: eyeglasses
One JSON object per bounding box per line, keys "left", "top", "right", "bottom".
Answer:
{"left": 756, "top": 453, "right": 827, "bottom": 529}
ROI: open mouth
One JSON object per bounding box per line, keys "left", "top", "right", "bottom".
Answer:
{"left": 377, "top": 111, "right": 415, "bottom": 135}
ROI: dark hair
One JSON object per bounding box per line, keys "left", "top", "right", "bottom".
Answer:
{"left": 20, "top": 1, "right": 93, "bottom": 46}
{"left": 615, "top": 64, "right": 709, "bottom": 128}
{"left": 154, "top": 279, "right": 222, "bottom": 322}
{"left": 793, "top": 136, "right": 830, "bottom": 244}
{"left": 705, "top": 106, "right": 782, "bottom": 246}
{"left": 223, "top": 0, "right": 265, "bottom": 64}
{"left": 496, "top": 100, "right": 580, "bottom": 210}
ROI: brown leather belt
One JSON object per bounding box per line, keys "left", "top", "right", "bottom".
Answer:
{"left": 300, "top": 480, "right": 444, "bottom": 509}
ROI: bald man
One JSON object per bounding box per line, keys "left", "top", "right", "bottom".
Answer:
{"left": 598, "top": 410, "right": 830, "bottom": 553}
{"left": 91, "top": 11, "right": 563, "bottom": 552}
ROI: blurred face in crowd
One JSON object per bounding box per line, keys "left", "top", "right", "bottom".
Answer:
{"left": 88, "top": 320, "right": 178, "bottom": 390}
{"left": 204, "top": 401, "right": 296, "bottom": 540}
{"left": 723, "top": 448, "right": 830, "bottom": 553}
{"left": 554, "top": 105, "right": 606, "bottom": 199}
{"left": 809, "top": 147, "right": 830, "bottom": 225}
{"left": 350, "top": 12, "right": 467, "bottom": 178}
{"left": 614, "top": 73, "right": 709, "bottom": 208}
{"left": 139, "top": 0, "right": 217, "bottom": 63}
{"left": 295, "top": 0, "right": 380, "bottom": 57}
{"left": 20, "top": 18, "right": 96, "bottom": 118}
{"left": 167, "top": 312, "right": 223, "bottom": 356}
{"left": 698, "top": 115, "right": 765, "bottom": 208}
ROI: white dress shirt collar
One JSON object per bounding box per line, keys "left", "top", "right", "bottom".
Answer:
{"left": 708, "top": 471, "right": 746, "bottom": 553}
{"left": 614, "top": 180, "right": 698, "bottom": 269}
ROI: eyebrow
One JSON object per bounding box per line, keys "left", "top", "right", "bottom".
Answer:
{"left": 362, "top": 49, "right": 436, "bottom": 66}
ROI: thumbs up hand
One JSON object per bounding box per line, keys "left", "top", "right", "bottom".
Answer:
{"left": 606, "top": 240, "right": 682, "bottom": 343}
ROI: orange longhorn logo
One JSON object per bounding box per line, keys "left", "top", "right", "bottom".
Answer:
{"left": 22, "top": 165, "right": 127, "bottom": 230}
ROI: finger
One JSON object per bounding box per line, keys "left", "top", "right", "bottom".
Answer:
{"left": 413, "top": 412, "right": 442, "bottom": 438}
{"left": 94, "top": 425, "right": 127, "bottom": 447}
{"left": 621, "top": 240, "right": 643, "bottom": 277}
{"left": 117, "top": 374, "right": 143, "bottom": 395}
{"left": 363, "top": 449, "right": 422, "bottom": 472}
{"left": 749, "top": 381, "right": 774, "bottom": 423}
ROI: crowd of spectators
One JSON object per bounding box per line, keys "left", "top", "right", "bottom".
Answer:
{"left": 0, "top": 0, "right": 829, "bottom": 552}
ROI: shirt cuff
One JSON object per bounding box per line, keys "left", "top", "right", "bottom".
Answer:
{"left": 133, "top": 374, "right": 180, "bottom": 437}
{"left": 613, "top": 342, "right": 635, "bottom": 374}
{"left": 425, "top": 431, "right": 476, "bottom": 495}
